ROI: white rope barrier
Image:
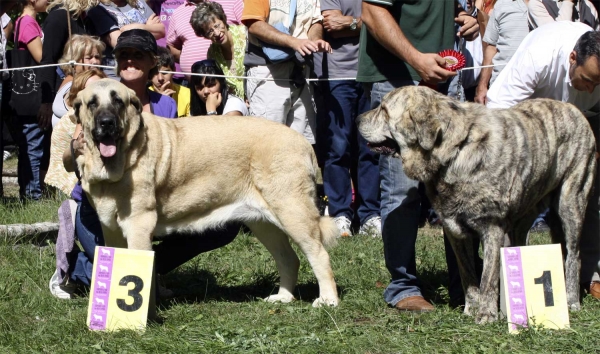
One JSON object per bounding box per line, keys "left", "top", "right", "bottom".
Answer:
{"left": 0, "top": 60, "right": 505, "bottom": 82}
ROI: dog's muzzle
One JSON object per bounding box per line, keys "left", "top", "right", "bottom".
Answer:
{"left": 367, "top": 138, "right": 400, "bottom": 156}
{"left": 93, "top": 111, "right": 121, "bottom": 158}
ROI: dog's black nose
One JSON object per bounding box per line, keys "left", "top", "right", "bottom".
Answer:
{"left": 98, "top": 116, "right": 116, "bottom": 130}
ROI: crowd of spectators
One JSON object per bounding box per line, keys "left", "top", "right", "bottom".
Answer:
{"left": 0, "top": 0, "right": 599, "bottom": 310}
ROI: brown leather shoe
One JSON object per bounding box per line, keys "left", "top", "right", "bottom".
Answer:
{"left": 590, "top": 281, "right": 600, "bottom": 299}
{"left": 395, "top": 296, "right": 434, "bottom": 312}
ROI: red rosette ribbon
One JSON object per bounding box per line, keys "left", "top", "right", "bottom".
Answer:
{"left": 439, "top": 49, "right": 466, "bottom": 72}
{"left": 419, "top": 49, "right": 466, "bottom": 89}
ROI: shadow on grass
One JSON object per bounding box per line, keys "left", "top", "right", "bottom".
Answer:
{"left": 158, "top": 269, "right": 345, "bottom": 309}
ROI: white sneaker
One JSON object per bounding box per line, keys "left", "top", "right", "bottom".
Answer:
{"left": 334, "top": 216, "right": 352, "bottom": 237}
{"left": 49, "top": 269, "right": 74, "bottom": 299}
{"left": 360, "top": 216, "right": 382, "bottom": 237}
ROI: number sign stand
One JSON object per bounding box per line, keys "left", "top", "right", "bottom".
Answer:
{"left": 87, "top": 246, "right": 155, "bottom": 331}
{"left": 500, "top": 244, "right": 570, "bottom": 333}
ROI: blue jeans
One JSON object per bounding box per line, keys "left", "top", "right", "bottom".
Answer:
{"left": 319, "top": 80, "right": 379, "bottom": 225}
{"left": 70, "top": 193, "right": 241, "bottom": 286}
{"left": 13, "top": 115, "right": 49, "bottom": 200}
{"left": 368, "top": 80, "right": 454, "bottom": 306}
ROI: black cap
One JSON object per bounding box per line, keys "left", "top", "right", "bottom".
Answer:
{"left": 113, "top": 29, "right": 157, "bottom": 55}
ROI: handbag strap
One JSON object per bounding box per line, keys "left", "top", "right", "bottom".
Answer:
{"left": 287, "top": 0, "right": 297, "bottom": 29}
{"left": 14, "top": 17, "right": 22, "bottom": 48}
{"left": 66, "top": 8, "right": 74, "bottom": 72}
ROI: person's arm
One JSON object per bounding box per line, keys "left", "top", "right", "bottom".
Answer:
{"left": 361, "top": 1, "right": 456, "bottom": 84}
{"left": 474, "top": 43, "right": 497, "bottom": 104}
{"left": 3, "top": 20, "right": 13, "bottom": 40}
{"left": 63, "top": 123, "right": 84, "bottom": 173}
{"left": 106, "top": 15, "right": 165, "bottom": 48}
{"left": 120, "top": 14, "right": 165, "bottom": 39}
{"left": 246, "top": 19, "right": 330, "bottom": 56}
{"left": 167, "top": 44, "right": 181, "bottom": 62}
{"left": 455, "top": 4, "right": 480, "bottom": 41}
{"left": 321, "top": 10, "right": 362, "bottom": 39}
{"left": 26, "top": 37, "right": 43, "bottom": 63}
{"left": 165, "top": 13, "right": 182, "bottom": 62}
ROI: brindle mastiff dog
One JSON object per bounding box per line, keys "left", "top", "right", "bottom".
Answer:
{"left": 357, "top": 86, "right": 597, "bottom": 323}
{"left": 72, "top": 79, "right": 339, "bottom": 307}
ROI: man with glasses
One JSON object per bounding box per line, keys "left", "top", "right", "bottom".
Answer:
{"left": 242, "top": 0, "right": 331, "bottom": 146}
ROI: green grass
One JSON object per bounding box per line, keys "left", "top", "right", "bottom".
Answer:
{"left": 1, "top": 159, "right": 599, "bottom": 352}
{"left": 1, "top": 210, "right": 599, "bottom": 352}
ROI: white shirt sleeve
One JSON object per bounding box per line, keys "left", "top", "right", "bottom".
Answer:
{"left": 223, "top": 95, "right": 248, "bottom": 116}
{"left": 482, "top": 10, "right": 499, "bottom": 46}
{"left": 486, "top": 51, "right": 539, "bottom": 109}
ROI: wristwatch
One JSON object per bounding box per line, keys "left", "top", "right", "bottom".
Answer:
{"left": 469, "top": 6, "right": 478, "bottom": 18}
{"left": 207, "top": 111, "right": 218, "bottom": 115}
{"left": 350, "top": 18, "right": 358, "bottom": 31}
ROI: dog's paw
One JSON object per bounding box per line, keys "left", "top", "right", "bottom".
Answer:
{"left": 475, "top": 311, "right": 498, "bottom": 324}
{"left": 312, "top": 297, "right": 339, "bottom": 308}
{"left": 263, "top": 294, "right": 295, "bottom": 304}
{"left": 569, "top": 302, "right": 581, "bottom": 311}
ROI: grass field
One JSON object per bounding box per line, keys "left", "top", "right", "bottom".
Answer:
{"left": 1, "top": 155, "right": 600, "bottom": 353}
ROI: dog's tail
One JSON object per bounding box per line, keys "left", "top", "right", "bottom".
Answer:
{"left": 319, "top": 216, "right": 339, "bottom": 249}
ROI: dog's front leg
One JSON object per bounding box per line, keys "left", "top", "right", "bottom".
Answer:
{"left": 445, "top": 229, "right": 480, "bottom": 317}
{"left": 119, "top": 210, "right": 157, "bottom": 251}
{"left": 476, "top": 225, "right": 506, "bottom": 324}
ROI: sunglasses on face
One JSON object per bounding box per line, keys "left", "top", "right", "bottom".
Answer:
{"left": 115, "top": 50, "right": 147, "bottom": 61}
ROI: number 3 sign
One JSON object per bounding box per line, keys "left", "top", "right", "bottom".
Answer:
{"left": 86, "top": 247, "right": 155, "bottom": 331}
{"left": 500, "top": 244, "right": 570, "bottom": 333}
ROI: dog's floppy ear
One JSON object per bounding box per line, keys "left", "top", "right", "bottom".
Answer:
{"left": 71, "top": 97, "right": 82, "bottom": 124}
{"left": 128, "top": 88, "right": 142, "bottom": 114}
{"left": 408, "top": 92, "right": 442, "bottom": 151}
{"left": 412, "top": 108, "right": 441, "bottom": 151}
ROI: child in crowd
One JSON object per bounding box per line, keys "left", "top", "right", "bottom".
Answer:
{"left": 190, "top": 1, "right": 246, "bottom": 98}
{"left": 45, "top": 68, "right": 107, "bottom": 199}
{"left": 52, "top": 35, "right": 105, "bottom": 127}
{"left": 150, "top": 46, "right": 191, "bottom": 117}
{"left": 12, "top": 0, "right": 49, "bottom": 201}
{"left": 190, "top": 59, "right": 247, "bottom": 116}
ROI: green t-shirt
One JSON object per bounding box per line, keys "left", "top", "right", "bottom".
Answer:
{"left": 357, "top": 0, "right": 456, "bottom": 83}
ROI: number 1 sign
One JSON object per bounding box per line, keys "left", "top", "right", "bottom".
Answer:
{"left": 86, "top": 247, "right": 155, "bottom": 331}
{"left": 500, "top": 244, "right": 570, "bottom": 333}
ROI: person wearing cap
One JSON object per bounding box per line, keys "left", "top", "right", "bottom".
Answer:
{"left": 114, "top": 28, "right": 177, "bottom": 118}
{"left": 87, "top": 0, "right": 165, "bottom": 79}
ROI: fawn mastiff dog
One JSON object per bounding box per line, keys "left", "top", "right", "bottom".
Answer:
{"left": 72, "top": 79, "right": 339, "bottom": 307}
{"left": 357, "top": 86, "right": 597, "bottom": 323}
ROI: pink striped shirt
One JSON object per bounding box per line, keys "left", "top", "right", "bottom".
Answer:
{"left": 166, "top": 0, "right": 243, "bottom": 74}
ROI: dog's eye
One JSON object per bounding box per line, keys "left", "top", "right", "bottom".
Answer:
{"left": 87, "top": 96, "right": 98, "bottom": 111}
{"left": 110, "top": 91, "right": 124, "bottom": 107}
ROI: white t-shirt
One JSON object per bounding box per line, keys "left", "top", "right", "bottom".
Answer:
{"left": 223, "top": 94, "right": 248, "bottom": 116}
{"left": 486, "top": 21, "right": 600, "bottom": 116}
{"left": 52, "top": 81, "right": 72, "bottom": 127}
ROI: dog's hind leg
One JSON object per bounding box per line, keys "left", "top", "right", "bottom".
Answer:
{"left": 552, "top": 175, "right": 593, "bottom": 310}
{"left": 246, "top": 221, "right": 300, "bottom": 304}
{"left": 444, "top": 229, "right": 480, "bottom": 317}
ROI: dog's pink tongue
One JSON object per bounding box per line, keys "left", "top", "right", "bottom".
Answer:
{"left": 99, "top": 140, "right": 116, "bottom": 158}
